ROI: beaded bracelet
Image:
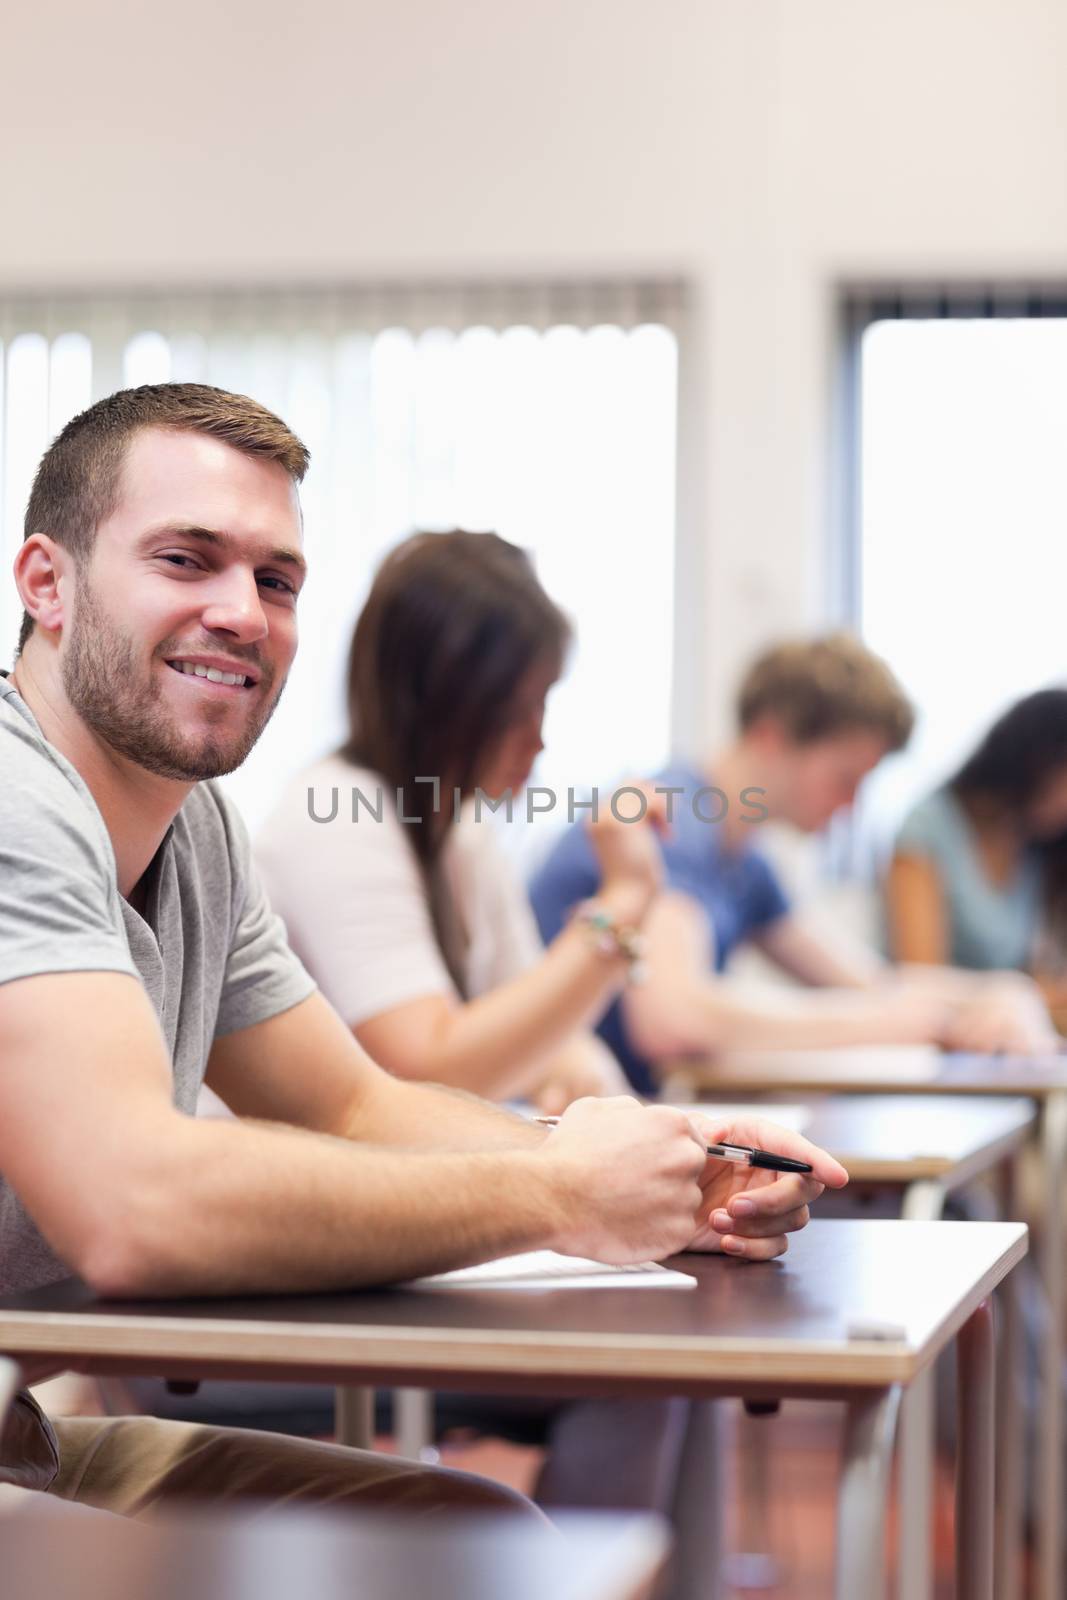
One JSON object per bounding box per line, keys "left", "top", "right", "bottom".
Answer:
{"left": 573, "top": 900, "right": 648, "bottom": 985}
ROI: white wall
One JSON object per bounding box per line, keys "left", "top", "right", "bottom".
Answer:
{"left": 4, "top": 0, "right": 1066, "bottom": 746}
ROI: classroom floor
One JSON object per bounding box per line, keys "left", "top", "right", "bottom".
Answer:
{"left": 38, "top": 1378, "right": 992, "bottom": 1596}
{"left": 436, "top": 1400, "right": 962, "bottom": 1599}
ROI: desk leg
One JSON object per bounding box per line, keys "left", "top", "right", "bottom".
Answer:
{"left": 1038, "top": 1090, "right": 1067, "bottom": 1600}
{"left": 334, "top": 1386, "right": 374, "bottom": 1449}
{"left": 722, "top": 1403, "right": 780, "bottom": 1591}
{"left": 957, "top": 1299, "right": 995, "bottom": 1600}
{"left": 393, "top": 1389, "right": 435, "bottom": 1460}
{"left": 668, "top": 1400, "right": 726, "bottom": 1600}
{"left": 896, "top": 1178, "right": 946, "bottom": 1600}
{"left": 995, "top": 1149, "right": 1024, "bottom": 1600}
{"left": 0, "top": 1356, "right": 22, "bottom": 1430}
{"left": 836, "top": 1386, "right": 901, "bottom": 1600}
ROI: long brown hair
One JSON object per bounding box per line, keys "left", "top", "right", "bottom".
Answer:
{"left": 341, "top": 529, "right": 571, "bottom": 877}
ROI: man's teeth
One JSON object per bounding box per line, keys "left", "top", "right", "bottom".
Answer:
{"left": 171, "top": 661, "right": 248, "bottom": 687}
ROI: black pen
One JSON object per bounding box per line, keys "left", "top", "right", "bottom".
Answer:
{"left": 533, "top": 1117, "right": 813, "bottom": 1175}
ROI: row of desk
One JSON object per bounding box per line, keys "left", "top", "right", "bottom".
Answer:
{"left": 1, "top": 1501, "right": 672, "bottom": 1600}
{"left": 667, "top": 1049, "right": 1067, "bottom": 1600}
{"left": 2, "top": 1051, "right": 1065, "bottom": 1600}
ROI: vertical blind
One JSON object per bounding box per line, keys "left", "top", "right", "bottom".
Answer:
{"left": 0, "top": 282, "right": 683, "bottom": 837}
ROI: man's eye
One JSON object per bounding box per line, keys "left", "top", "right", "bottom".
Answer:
{"left": 160, "top": 553, "right": 201, "bottom": 570}
{"left": 258, "top": 575, "right": 298, "bottom": 598}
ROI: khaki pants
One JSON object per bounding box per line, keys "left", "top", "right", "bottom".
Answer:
{"left": 41, "top": 1415, "right": 538, "bottom": 1523}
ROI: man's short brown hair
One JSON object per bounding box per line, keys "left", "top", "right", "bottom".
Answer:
{"left": 737, "top": 632, "right": 914, "bottom": 751}
{"left": 17, "top": 382, "right": 310, "bottom": 653}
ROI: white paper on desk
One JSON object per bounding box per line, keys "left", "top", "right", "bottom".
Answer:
{"left": 415, "top": 1251, "right": 696, "bottom": 1291}
{"left": 679, "top": 1102, "right": 812, "bottom": 1134}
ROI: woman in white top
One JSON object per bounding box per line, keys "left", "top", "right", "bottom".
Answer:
{"left": 256, "top": 529, "right": 706, "bottom": 1514}
{"left": 257, "top": 529, "right": 660, "bottom": 1112}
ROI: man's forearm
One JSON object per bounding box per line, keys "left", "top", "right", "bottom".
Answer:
{"left": 342, "top": 1072, "right": 549, "bottom": 1152}
{"left": 756, "top": 917, "right": 886, "bottom": 990}
{"left": 84, "top": 1110, "right": 559, "bottom": 1298}
{"left": 628, "top": 974, "right": 932, "bottom": 1057}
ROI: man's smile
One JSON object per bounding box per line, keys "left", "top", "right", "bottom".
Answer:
{"left": 164, "top": 655, "right": 261, "bottom": 693}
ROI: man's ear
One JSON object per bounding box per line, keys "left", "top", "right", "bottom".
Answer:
{"left": 14, "top": 535, "right": 69, "bottom": 636}
{"left": 746, "top": 712, "right": 789, "bottom": 756}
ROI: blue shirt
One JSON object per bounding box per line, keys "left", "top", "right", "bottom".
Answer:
{"left": 528, "top": 763, "right": 791, "bottom": 1094}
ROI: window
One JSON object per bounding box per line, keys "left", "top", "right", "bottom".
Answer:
{"left": 841, "top": 291, "right": 1067, "bottom": 860}
{"left": 0, "top": 285, "right": 681, "bottom": 836}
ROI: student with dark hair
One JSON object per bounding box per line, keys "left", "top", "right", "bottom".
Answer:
{"left": 887, "top": 688, "right": 1067, "bottom": 1030}
{"left": 259, "top": 528, "right": 657, "bottom": 1112}
{"left": 531, "top": 635, "right": 1057, "bottom": 1094}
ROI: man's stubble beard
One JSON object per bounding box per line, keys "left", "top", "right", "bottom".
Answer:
{"left": 61, "top": 576, "right": 285, "bottom": 781}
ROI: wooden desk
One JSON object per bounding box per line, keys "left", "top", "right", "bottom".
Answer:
{"left": 0, "top": 1220, "right": 1026, "bottom": 1600}
{"left": 669, "top": 1045, "right": 1067, "bottom": 1101}
{"left": 805, "top": 1093, "right": 1034, "bottom": 1191}
{"left": 669, "top": 1049, "right": 1067, "bottom": 1600}
{"left": 0, "top": 1506, "right": 668, "bottom": 1600}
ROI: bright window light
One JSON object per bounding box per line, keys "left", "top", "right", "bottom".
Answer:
{"left": 123, "top": 330, "right": 171, "bottom": 387}
{"left": 0, "top": 306, "right": 678, "bottom": 842}
{"left": 859, "top": 317, "right": 1067, "bottom": 853}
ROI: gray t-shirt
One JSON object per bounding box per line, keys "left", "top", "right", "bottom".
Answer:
{"left": 0, "top": 675, "right": 316, "bottom": 1486}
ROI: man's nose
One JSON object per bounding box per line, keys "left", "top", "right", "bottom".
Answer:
{"left": 199, "top": 571, "right": 269, "bottom": 643}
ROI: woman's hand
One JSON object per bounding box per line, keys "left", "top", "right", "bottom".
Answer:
{"left": 683, "top": 1114, "right": 849, "bottom": 1262}
{"left": 587, "top": 780, "right": 670, "bottom": 922}
{"left": 532, "top": 1036, "right": 632, "bottom": 1117}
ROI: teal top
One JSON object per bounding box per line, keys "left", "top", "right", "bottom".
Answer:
{"left": 893, "top": 786, "right": 1043, "bottom": 971}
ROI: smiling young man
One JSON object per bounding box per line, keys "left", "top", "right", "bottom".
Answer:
{"left": 0, "top": 383, "right": 846, "bottom": 1520}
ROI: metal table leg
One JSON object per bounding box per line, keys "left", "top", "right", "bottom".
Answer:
{"left": 668, "top": 1399, "right": 726, "bottom": 1600}
{"left": 393, "top": 1388, "right": 435, "bottom": 1460}
{"left": 334, "top": 1385, "right": 374, "bottom": 1449}
{"left": 0, "top": 1356, "right": 21, "bottom": 1429}
{"left": 722, "top": 1402, "right": 780, "bottom": 1592}
{"left": 1037, "top": 1090, "right": 1067, "bottom": 1600}
{"left": 957, "top": 1299, "right": 995, "bottom": 1600}
{"left": 896, "top": 1178, "right": 946, "bottom": 1600}
{"left": 995, "top": 1148, "right": 1025, "bottom": 1600}
{"left": 837, "top": 1387, "right": 902, "bottom": 1600}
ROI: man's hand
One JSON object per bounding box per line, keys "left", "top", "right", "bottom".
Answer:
{"left": 939, "top": 977, "right": 1060, "bottom": 1056}
{"left": 890, "top": 967, "right": 1060, "bottom": 1055}
{"left": 940, "top": 966, "right": 1062, "bottom": 1056}
{"left": 535, "top": 1096, "right": 708, "bottom": 1264}
{"left": 684, "top": 1114, "right": 850, "bottom": 1262}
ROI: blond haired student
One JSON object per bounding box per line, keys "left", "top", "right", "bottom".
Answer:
{"left": 532, "top": 635, "right": 1057, "bottom": 1093}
